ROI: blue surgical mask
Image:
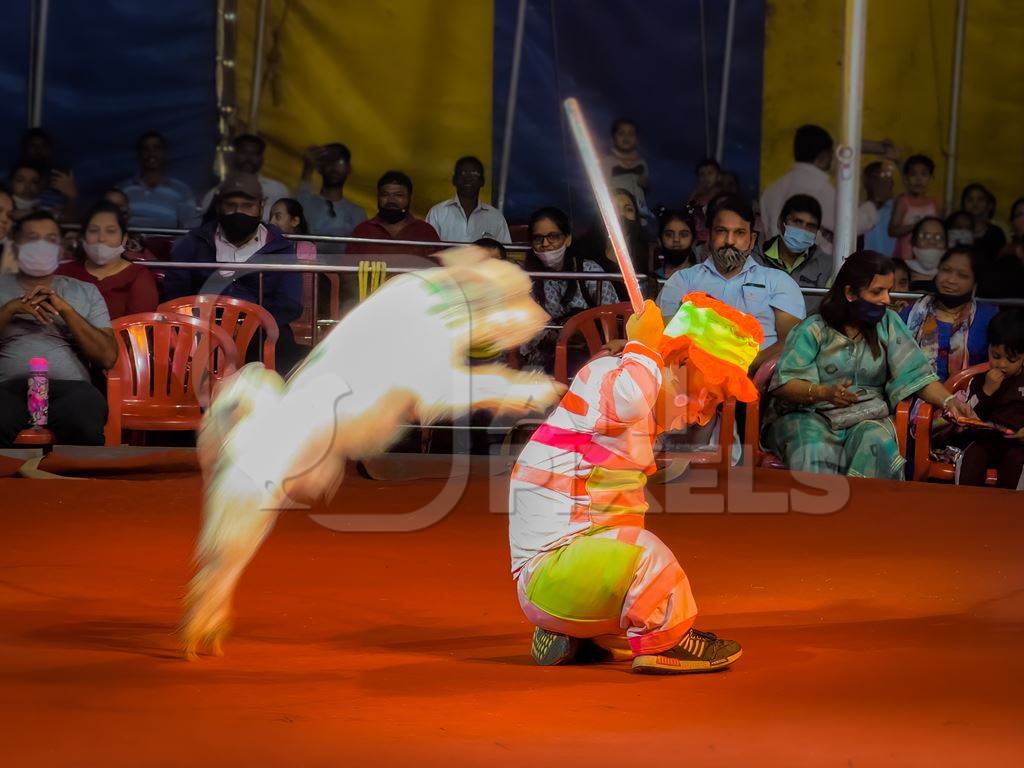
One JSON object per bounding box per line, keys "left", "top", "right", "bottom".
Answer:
{"left": 782, "top": 225, "right": 817, "bottom": 254}
{"left": 852, "top": 297, "right": 887, "bottom": 325}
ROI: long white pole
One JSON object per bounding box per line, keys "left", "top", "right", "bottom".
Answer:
{"left": 497, "top": 0, "right": 528, "bottom": 212}
{"left": 248, "top": 0, "right": 269, "bottom": 129}
{"left": 714, "top": 0, "right": 736, "bottom": 163}
{"left": 29, "top": 0, "right": 50, "bottom": 127}
{"left": 832, "top": 0, "right": 868, "bottom": 274}
{"left": 944, "top": 0, "right": 967, "bottom": 209}
{"left": 699, "top": 0, "right": 712, "bottom": 158}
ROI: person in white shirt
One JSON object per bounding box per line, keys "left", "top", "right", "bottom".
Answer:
{"left": 760, "top": 124, "right": 893, "bottom": 255}
{"left": 426, "top": 156, "right": 511, "bottom": 244}
{"left": 198, "top": 134, "right": 290, "bottom": 223}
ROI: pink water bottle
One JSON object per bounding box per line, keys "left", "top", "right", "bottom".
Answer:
{"left": 28, "top": 357, "right": 49, "bottom": 427}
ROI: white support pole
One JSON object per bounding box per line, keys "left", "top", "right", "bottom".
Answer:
{"left": 714, "top": 0, "right": 736, "bottom": 163}
{"left": 699, "top": 0, "right": 712, "bottom": 158}
{"left": 29, "top": 0, "right": 50, "bottom": 127}
{"left": 497, "top": 0, "right": 528, "bottom": 212}
{"left": 248, "top": 0, "right": 269, "bottom": 130}
{"left": 944, "top": 0, "right": 967, "bottom": 210}
{"left": 832, "top": 0, "right": 868, "bottom": 274}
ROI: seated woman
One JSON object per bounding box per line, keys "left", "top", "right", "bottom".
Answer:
{"left": 980, "top": 197, "right": 1024, "bottom": 300}
{"left": 653, "top": 207, "right": 699, "bottom": 280}
{"left": 518, "top": 206, "right": 618, "bottom": 372}
{"left": 904, "top": 216, "right": 947, "bottom": 289}
{"left": 900, "top": 247, "right": 997, "bottom": 382}
{"left": 571, "top": 188, "right": 651, "bottom": 300}
{"left": 57, "top": 201, "right": 159, "bottom": 319}
{"left": 764, "top": 250, "right": 973, "bottom": 479}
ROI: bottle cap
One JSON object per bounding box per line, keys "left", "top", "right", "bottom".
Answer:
{"left": 29, "top": 357, "right": 48, "bottom": 373}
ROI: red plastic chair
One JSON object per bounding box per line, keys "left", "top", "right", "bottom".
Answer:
{"left": 554, "top": 302, "right": 634, "bottom": 385}
{"left": 913, "top": 362, "right": 996, "bottom": 484}
{"left": 158, "top": 295, "right": 278, "bottom": 371}
{"left": 104, "top": 312, "right": 238, "bottom": 446}
{"left": 508, "top": 223, "right": 530, "bottom": 245}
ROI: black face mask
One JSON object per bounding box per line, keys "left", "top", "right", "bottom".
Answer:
{"left": 851, "top": 297, "right": 887, "bottom": 325}
{"left": 219, "top": 212, "right": 260, "bottom": 243}
{"left": 662, "top": 247, "right": 694, "bottom": 267}
{"left": 378, "top": 207, "right": 408, "bottom": 224}
{"left": 937, "top": 289, "right": 974, "bottom": 310}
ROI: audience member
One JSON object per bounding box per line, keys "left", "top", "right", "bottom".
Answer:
{"left": 161, "top": 174, "right": 303, "bottom": 373}
{"left": 601, "top": 118, "right": 650, "bottom": 222}
{"left": 980, "top": 197, "right": 1024, "bottom": 298}
{"left": 350, "top": 171, "right": 440, "bottom": 257}
{"left": 890, "top": 259, "right": 913, "bottom": 314}
{"left": 472, "top": 237, "right": 508, "bottom": 261}
{"left": 654, "top": 207, "right": 698, "bottom": 279}
{"left": 890, "top": 154, "right": 940, "bottom": 260}
{"left": 958, "top": 309, "right": 1024, "bottom": 489}
{"left": 0, "top": 187, "right": 14, "bottom": 274}
{"left": 199, "top": 134, "right": 290, "bottom": 222}
{"left": 862, "top": 160, "right": 897, "bottom": 256}
{"left": 945, "top": 210, "right": 975, "bottom": 248}
{"left": 904, "top": 216, "right": 947, "bottom": 288}
{"left": 961, "top": 183, "right": 1006, "bottom": 264}
{"left": 296, "top": 143, "right": 367, "bottom": 239}
{"left": 657, "top": 195, "right": 804, "bottom": 371}
{"left": 99, "top": 188, "right": 159, "bottom": 262}
{"left": 763, "top": 250, "right": 971, "bottom": 479}
{"left": 9, "top": 162, "right": 45, "bottom": 221}
{"left": 760, "top": 124, "right": 880, "bottom": 252}
{"left": 117, "top": 131, "right": 197, "bottom": 229}
{"left": 426, "top": 156, "right": 510, "bottom": 243}
{"left": 0, "top": 210, "right": 116, "bottom": 446}
{"left": 17, "top": 128, "right": 77, "bottom": 219}
{"left": 572, "top": 188, "right": 651, "bottom": 300}
{"left": 688, "top": 158, "right": 720, "bottom": 242}
{"left": 758, "top": 194, "right": 831, "bottom": 307}
{"left": 56, "top": 202, "right": 159, "bottom": 319}
{"left": 518, "top": 206, "right": 617, "bottom": 372}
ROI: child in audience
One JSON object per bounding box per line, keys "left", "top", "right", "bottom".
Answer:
{"left": 601, "top": 118, "right": 650, "bottom": 225}
{"left": 890, "top": 155, "right": 941, "bottom": 260}
{"left": 890, "top": 259, "right": 912, "bottom": 314}
{"left": 958, "top": 309, "right": 1024, "bottom": 489}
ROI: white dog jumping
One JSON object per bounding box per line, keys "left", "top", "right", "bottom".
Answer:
{"left": 181, "top": 247, "right": 561, "bottom": 659}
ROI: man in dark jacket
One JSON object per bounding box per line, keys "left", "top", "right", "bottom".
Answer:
{"left": 161, "top": 173, "right": 304, "bottom": 373}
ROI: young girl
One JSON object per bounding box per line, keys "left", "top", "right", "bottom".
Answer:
{"left": 269, "top": 198, "right": 320, "bottom": 346}
{"left": 958, "top": 309, "right": 1024, "bottom": 489}
{"left": 889, "top": 154, "right": 941, "bottom": 260}
{"left": 961, "top": 183, "right": 1007, "bottom": 263}
{"left": 904, "top": 216, "right": 947, "bottom": 288}
{"left": 601, "top": 118, "right": 650, "bottom": 224}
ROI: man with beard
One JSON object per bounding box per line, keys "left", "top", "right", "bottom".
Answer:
{"left": 426, "top": 156, "right": 510, "bottom": 244}
{"left": 296, "top": 143, "right": 367, "bottom": 239}
{"left": 117, "top": 131, "right": 197, "bottom": 230}
{"left": 656, "top": 195, "right": 804, "bottom": 372}
{"left": 199, "top": 134, "right": 290, "bottom": 222}
{"left": 350, "top": 170, "right": 440, "bottom": 258}
{"left": 161, "top": 173, "right": 303, "bottom": 373}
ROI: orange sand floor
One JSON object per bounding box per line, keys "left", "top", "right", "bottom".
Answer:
{"left": 2, "top": 465, "right": 1023, "bottom": 766}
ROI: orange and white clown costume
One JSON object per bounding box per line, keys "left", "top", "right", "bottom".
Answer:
{"left": 508, "top": 293, "right": 763, "bottom": 669}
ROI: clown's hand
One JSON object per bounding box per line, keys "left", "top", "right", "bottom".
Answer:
{"left": 625, "top": 300, "right": 665, "bottom": 351}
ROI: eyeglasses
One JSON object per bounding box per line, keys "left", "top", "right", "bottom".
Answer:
{"left": 531, "top": 232, "right": 565, "bottom": 248}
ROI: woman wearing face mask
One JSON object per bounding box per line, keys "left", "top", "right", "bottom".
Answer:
{"left": 961, "top": 183, "right": 1006, "bottom": 263}
{"left": 518, "top": 206, "right": 618, "bottom": 372}
{"left": 654, "top": 208, "right": 698, "bottom": 279}
{"left": 900, "top": 247, "right": 996, "bottom": 382}
{"left": 764, "top": 250, "right": 973, "bottom": 479}
{"left": 574, "top": 189, "right": 651, "bottom": 301}
{"left": 944, "top": 210, "right": 975, "bottom": 249}
{"left": 904, "top": 216, "right": 947, "bottom": 289}
{"left": 57, "top": 202, "right": 158, "bottom": 319}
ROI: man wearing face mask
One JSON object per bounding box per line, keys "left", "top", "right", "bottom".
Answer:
{"left": 758, "top": 194, "right": 831, "bottom": 312}
{"left": 350, "top": 171, "right": 440, "bottom": 260}
{"left": 0, "top": 211, "right": 117, "bottom": 447}
{"left": 161, "top": 174, "right": 303, "bottom": 373}
{"left": 657, "top": 196, "right": 805, "bottom": 372}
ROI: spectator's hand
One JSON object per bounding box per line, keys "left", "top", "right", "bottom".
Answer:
{"left": 944, "top": 397, "right": 978, "bottom": 423}
{"left": 302, "top": 145, "right": 324, "bottom": 169}
{"left": 24, "top": 285, "right": 70, "bottom": 319}
{"left": 820, "top": 380, "right": 860, "bottom": 407}
{"left": 51, "top": 170, "right": 78, "bottom": 200}
{"left": 625, "top": 299, "right": 665, "bottom": 350}
{"left": 2, "top": 295, "right": 55, "bottom": 325}
{"left": 983, "top": 367, "right": 1006, "bottom": 396}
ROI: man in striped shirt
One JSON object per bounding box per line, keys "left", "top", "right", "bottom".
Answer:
{"left": 510, "top": 296, "right": 756, "bottom": 675}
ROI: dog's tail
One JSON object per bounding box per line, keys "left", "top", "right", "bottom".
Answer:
{"left": 181, "top": 364, "right": 285, "bottom": 659}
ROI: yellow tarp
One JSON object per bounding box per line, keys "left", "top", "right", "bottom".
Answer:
{"left": 235, "top": 0, "right": 494, "bottom": 217}
{"left": 762, "top": 0, "right": 1024, "bottom": 222}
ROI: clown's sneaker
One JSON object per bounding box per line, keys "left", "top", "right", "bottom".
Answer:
{"left": 531, "top": 627, "right": 579, "bottom": 666}
{"left": 631, "top": 629, "right": 742, "bottom": 675}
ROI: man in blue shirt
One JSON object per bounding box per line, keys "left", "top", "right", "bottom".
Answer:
{"left": 657, "top": 195, "right": 806, "bottom": 372}
{"left": 117, "top": 131, "right": 197, "bottom": 230}
{"left": 296, "top": 143, "right": 368, "bottom": 243}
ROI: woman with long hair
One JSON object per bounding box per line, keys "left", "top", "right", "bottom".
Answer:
{"left": 764, "top": 250, "right": 974, "bottom": 478}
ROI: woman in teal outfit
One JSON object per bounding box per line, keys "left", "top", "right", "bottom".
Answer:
{"left": 765, "top": 251, "right": 975, "bottom": 479}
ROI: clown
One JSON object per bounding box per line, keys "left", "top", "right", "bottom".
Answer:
{"left": 508, "top": 293, "right": 763, "bottom": 674}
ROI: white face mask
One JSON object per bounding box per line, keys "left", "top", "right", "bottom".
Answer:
{"left": 16, "top": 240, "right": 61, "bottom": 277}
{"left": 947, "top": 229, "right": 974, "bottom": 247}
{"left": 13, "top": 195, "right": 40, "bottom": 211}
{"left": 535, "top": 243, "right": 567, "bottom": 270}
{"left": 912, "top": 246, "right": 944, "bottom": 272}
{"left": 83, "top": 241, "right": 125, "bottom": 266}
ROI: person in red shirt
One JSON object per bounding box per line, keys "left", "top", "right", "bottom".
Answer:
{"left": 350, "top": 170, "right": 440, "bottom": 258}
{"left": 57, "top": 201, "right": 159, "bottom": 319}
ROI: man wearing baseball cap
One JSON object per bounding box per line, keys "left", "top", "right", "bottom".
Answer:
{"left": 161, "top": 173, "right": 304, "bottom": 372}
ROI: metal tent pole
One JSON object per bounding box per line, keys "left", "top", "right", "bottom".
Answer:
{"left": 699, "top": 0, "right": 712, "bottom": 158}
{"left": 714, "top": 0, "right": 736, "bottom": 163}
{"left": 944, "top": 0, "right": 968, "bottom": 210}
{"left": 497, "top": 0, "right": 528, "bottom": 213}
{"left": 248, "top": 0, "right": 269, "bottom": 130}
{"left": 29, "top": 0, "right": 51, "bottom": 127}
{"left": 832, "top": 0, "right": 868, "bottom": 273}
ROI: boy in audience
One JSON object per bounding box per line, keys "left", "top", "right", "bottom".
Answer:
{"left": 958, "top": 309, "right": 1024, "bottom": 489}
{"left": 889, "top": 154, "right": 941, "bottom": 261}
